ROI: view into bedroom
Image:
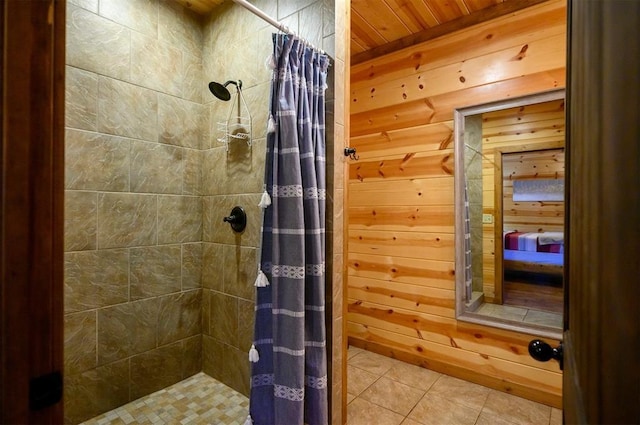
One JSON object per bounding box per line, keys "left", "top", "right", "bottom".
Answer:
{"left": 464, "top": 95, "right": 565, "bottom": 331}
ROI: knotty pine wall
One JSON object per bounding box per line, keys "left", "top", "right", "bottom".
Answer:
{"left": 480, "top": 100, "right": 565, "bottom": 301}
{"left": 347, "top": 0, "right": 565, "bottom": 407}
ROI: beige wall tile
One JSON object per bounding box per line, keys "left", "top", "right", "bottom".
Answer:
{"left": 183, "top": 149, "right": 203, "bottom": 195}
{"left": 209, "top": 291, "right": 238, "bottom": 347}
{"left": 202, "top": 334, "right": 224, "bottom": 379}
{"left": 66, "top": 5, "right": 130, "bottom": 81}
{"left": 158, "top": 195, "right": 202, "bottom": 244}
{"left": 65, "top": 129, "right": 130, "bottom": 191}
{"left": 64, "top": 310, "right": 97, "bottom": 375}
{"left": 66, "top": 66, "right": 98, "bottom": 131}
{"left": 237, "top": 298, "right": 255, "bottom": 352}
{"left": 158, "top": 290, "right": 202, "bottom": 345}
{"left": 202, "top": 289, "right": 211, "bottom": 335}
{"left": 98, "top": 77, "right": 158, "bottom": 142}
{"left": 68, "top": 0, "right": 98, "bottom": 13}
{"left": 97, "top": 193, "right": 157, "bottom": 248}
{"left": 158, "top": 94, "right": 206, "bottom": 149}
{"left": 278, "top": 0, "right": 317, "bottom": 20}
{"left": 181, "top": 335, "right": 203, "bottom": 379}
{"left": 131, "top": 32, "right": 183, "bottom": 96}
{"left": 130, "top": 141, "right": 183, "bottom": 194}
{"left": 130, "top": 342, "right": 183, "bottom": 400}
{"left": 183, "top": 52, "right": 205, "bottom": 104}
{"left": 182, "top": 243, "right": 203, "bottom": 289}
{"left": 99, "top": 0, "right": 158, "bottom": 37}
{"left": 98, "top": 298, "right": 160, "bottom": 364}
{"left": 208, "top": 194, "right": 261, "bottom": 247}
{"left": 159, "top": 1, "right": 203, "bottom": 57}
{"left": 223, "top": 245, "right": 257, "bottom": 300}
{"left": 202, "top": 243, "right": 224, "bottom": 291}
{"left": 64, "top": 359, "right": 129, "bottom": 424}
{"left": 64, "top": 249, "right": 129, "bottom": 313}
{"left": 322, "top": 0, "right": 335, "bottom": 39}
{"left": 130, "top": 245, "right": 182, "bottom": 300}
{"left": 64, "top": 190, "right": 97, "bottom": 251}
{"left": 299, "top": 3, "right": 324, "bottom": 49}
{"left": 241, "top": 82, "right": 270, "bottom": 141}
{"left": 222, "top": 344, "right": 250, "bottom": 396}
{"left": 202, "top": 148, "right": 225, "bottom": 196}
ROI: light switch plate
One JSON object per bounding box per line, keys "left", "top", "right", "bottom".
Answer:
{"left": 482, "top": 214, "right": 494, "bottom": 224}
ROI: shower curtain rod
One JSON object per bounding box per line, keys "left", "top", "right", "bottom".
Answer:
{"left": 231, "top": 0, "right": 326, "bottom": 55}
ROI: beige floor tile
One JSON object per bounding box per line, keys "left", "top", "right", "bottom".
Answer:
{"left": 475, "top": 411, "right": 520, "bottom": 425}
{"left": 360, "top": 377, "right": 425, "bottom": 416}
{"left": 384, "top": 361, "right": 441, "bottom": 391}
{"left": 482, "top": 390, "right": 551, "bottom": 425}
{"left": 476, "top": 303, "right": 528, "bottom": 322}
{"left": 428, "top": 375, "right": 491, "bottom": 411}
{"left": 348, "top": 345, "right": 365, "bottom": 359}
{"left": 348, "top": 350, "right": 399, "bottom": 376}
{"left": 407, "top": 393, "right": 480, "bottom": 425}
{"left": 523, "top": 309, "right": 563, "bottom": 328}
{"left": 401, "top": 419, "right": 423, "bottom": 425}
{"left": 346, "top": 397, "right": 405, "bottom": 425}
{"left": 347, "top": 392, "right": 357, "bottom": 404}
{"left": 348, "top": 365, "right": 380, "bottom": 396}
{"left": 550, "top": 407, "right": 562, "bottom": 425}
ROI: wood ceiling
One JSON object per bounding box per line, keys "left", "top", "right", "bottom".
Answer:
{"left": 172, "top": 0, "right": 547, "bottom": 63}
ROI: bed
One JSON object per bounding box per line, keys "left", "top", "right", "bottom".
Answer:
{"left": 503, "top": 231, "right": 564, "bottom": 277}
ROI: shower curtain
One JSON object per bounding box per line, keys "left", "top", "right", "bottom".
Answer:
{"left": 249, "top": 34, "right": 329, "bottom": 425}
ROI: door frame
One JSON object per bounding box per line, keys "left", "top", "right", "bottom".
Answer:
{"left": 1, "top": 1, "right": 66, "bottom": 423}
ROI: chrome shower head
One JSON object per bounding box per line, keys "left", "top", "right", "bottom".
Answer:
{"left": 208, "top": 80, "right": 243, "bottom": 101}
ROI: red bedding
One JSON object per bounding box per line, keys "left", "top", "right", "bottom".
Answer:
{"left": 504, "top": 231, "right": 563, "bottom": 253}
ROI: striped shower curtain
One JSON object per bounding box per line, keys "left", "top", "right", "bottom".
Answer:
{"left": 249, "top": 34, "right": 329, "bottom": 425}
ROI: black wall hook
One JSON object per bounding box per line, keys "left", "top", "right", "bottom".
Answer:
{"left": 223, "top": 206, "right": 247, "bottom": 233}
{"left": 344, "top": 147, "right": 359, "bottom": 160}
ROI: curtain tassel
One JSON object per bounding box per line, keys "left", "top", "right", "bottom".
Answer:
{"left": 258, "top": 190, "right": 271, "bottom": 208}
{"left": 254, "top": 270, "right": 269, "bottom": 287}
{"left": 243, "top": 414, "right": 253, "bottom": 425}
{"left": 267, "top": 114, "right": 276, "bottom": 134}
{"left": 249, "top": 344, "right": 260, "bottom": 363}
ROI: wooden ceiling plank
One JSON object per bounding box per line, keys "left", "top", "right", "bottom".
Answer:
{"left": 351, "top": 0, "right": 552, "bottom": 64}
{"left": 171, "top": 0, "right": 225, "bottom": 15}
{"left": 385, "top": 0, "right": 441, "bottom": 32}
{"left": 352, "top": 0, "right": 414, "bottom": 42}
{"left": 351, "top": 9, "right": 389, "bottom": 50}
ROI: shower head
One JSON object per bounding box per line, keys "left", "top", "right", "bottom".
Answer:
{"left": 208, "top": 80, "right": 243, "bottom": 101}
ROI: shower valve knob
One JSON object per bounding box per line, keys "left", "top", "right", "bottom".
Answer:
{"left": 222, "top": 206, "right": 247, "bottom": 233}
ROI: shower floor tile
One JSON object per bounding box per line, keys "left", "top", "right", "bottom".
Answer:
{"left": 81, "top": 372, "right": 249, "bottom": 425}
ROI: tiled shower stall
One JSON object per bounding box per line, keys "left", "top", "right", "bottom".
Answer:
{"left": 62, "top": 0, "right": 341, "bottom": 423}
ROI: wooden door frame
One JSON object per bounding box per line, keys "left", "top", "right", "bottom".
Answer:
{"left": 1, "top": 1, "right": 66, "bottom": 423}
{"left": 565, "top": 0, "right": 640, "bottom": 423}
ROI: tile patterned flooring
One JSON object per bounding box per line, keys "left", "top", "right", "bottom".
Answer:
{"left": 346, "top": 346, "right": 563, "bottom": 425}
{"left": 81, "top": 348, "right": 561, "bottom": 425}
{"left": 80, "top": 373, "right": 249, "bottom": 425}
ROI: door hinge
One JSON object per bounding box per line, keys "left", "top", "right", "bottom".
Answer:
{"left": 29, "top": 370, "right": 63, "bottom": 410}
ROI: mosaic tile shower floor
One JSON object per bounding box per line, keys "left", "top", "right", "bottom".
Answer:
{"left": 80, "top": 373, "right": 248, "bottom": 425}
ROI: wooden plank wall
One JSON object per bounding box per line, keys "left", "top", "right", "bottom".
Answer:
{"left": 480, "top": 100, "right": 565, "bottom": 300}
{"left": 347, "top": 0, "right": 566, "bottom": 407}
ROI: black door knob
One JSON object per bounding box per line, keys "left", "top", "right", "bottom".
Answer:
{"left": 528, "top": 339, "right": 563, "bottom": 370}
